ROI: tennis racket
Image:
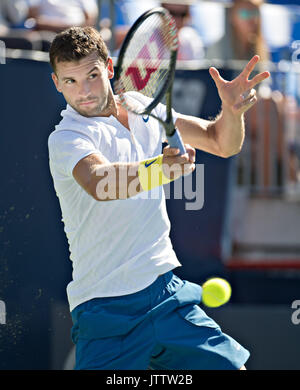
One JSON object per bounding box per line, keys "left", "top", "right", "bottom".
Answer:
{"left": 113, "top": 7, "right": 186, "bottom": 155}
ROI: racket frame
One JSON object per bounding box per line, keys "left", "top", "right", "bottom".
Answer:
{"left": 114, "top": 7, "right": 185, "bottom": 153}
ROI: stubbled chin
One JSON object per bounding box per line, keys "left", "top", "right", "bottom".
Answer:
{"left": 78, "top": 106, "right": 100, "bottom": 117}
{"left": 70, "top": 94, "right": 114, "bottom": 117}
{"left": 72, "top": 102, "right": 103, "bottom": 117}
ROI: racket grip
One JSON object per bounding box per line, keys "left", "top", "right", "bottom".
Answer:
{"left": 167, "top": 129, "right": 186, "bottom": 155}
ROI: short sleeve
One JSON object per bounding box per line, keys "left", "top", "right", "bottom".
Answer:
{"left": 48, "top": 130, "right": 102, "bottom": 177}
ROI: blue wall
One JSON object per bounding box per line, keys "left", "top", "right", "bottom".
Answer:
{"left": 0, "top": 59, "right": 71, "bottom": 369}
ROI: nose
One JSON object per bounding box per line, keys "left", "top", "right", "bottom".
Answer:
{"left": 78, "top": 80, "right": 91, "bottom": 98}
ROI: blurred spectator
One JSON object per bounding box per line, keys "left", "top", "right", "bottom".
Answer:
{"left": 112, "top": 24, "right": 130, "bottom": 56}
{"left": 206, "top": 0, "right": 269, "bottom": 63}
{"left": 110, "top": 1, "right": 205, "bottom": 60}
{"left": 98, "top": 17, "right": 128, "bottom": 57}
{"left": 189, "top": 1, "right": 225, "bottom": 49}
{"left": 161, "top": 1, "right": 204, "bottom": 61}
{"left": 98, "top": 17, "right": 112, "bottom": 51}
{"left": 27, "top": 0, "right": 98, "bottom": 32}
{"left": 0, "top": 0, "right": 44, "bottom": 50}
{"left": 261, "top": 2, "right": 292, "bottom": 62}
{"left": 205, "top": 2, "right": 296, "bottom": 195}
{"left": 0, "top": 0, "right": 99, "bottom": 52}
{"left": 0, "top": 0, "right": 28, "bottom": 33}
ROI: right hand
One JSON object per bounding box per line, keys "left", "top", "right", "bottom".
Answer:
{"left": 162, "top": 144, "right": 196, "bottom": 180}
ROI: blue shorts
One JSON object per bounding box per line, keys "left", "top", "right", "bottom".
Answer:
{"left": 71, "top": 272, "right": 250, "bottom": 370}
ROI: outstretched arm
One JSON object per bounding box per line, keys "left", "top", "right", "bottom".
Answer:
{"left": 175, "top": 55, "right": 270, "bottom": 158}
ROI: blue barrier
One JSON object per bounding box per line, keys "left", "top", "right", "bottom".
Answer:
{"left": 0, "top": 58, "right": 70, "bottom": 369}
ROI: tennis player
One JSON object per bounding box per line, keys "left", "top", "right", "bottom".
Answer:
{"left": 48, "top": 26, "right": 269, "bottom": 370}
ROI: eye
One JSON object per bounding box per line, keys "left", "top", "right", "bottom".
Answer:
{"left": 65, "top": 79, "right": 75, "bottom": 85}
{"left": 89, "top": 73, "right": 98, "bottom": 80}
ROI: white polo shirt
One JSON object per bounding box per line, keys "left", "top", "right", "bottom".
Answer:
{"left": 48, "top": 92, "right": 181, "bottom": 312}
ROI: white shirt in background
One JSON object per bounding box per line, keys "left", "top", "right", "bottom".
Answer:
{"left": 29, "top": 0, "right": 98, "bottom": 25}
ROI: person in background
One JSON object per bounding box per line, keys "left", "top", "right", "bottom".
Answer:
{"left": 0, "top": 0, "right": 43, "bottom": 50}
{"left": 206, "top": 0, "right": 269, "bottom": 63}
{"left": 0, "top": 0, "right": 28, "bottom": 34}
{"left": 13, "top": 0, "right": 99, "bottom": 51}
{"left": 27, "top": 0, "right": 98, "bottom": 33}
{"left": 161, "top": 0, "right": 204, "bottom": 61}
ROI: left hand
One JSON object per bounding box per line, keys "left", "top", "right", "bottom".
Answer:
{"left": 209, "top": 55, "right": 270, "bottom": 116}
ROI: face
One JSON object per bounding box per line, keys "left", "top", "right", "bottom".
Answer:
{"left": 231, "top": 3, "right": 260, "bottom": 37}
{"left": 161, "top": 3, "right": 189, "bottom": 30}
{"left": 52, "top": 52, "right": 115, "bottom": 117}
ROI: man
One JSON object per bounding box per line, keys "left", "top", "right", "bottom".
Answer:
{"left": 48, "top": 26, "right": 269, "bottom": 370}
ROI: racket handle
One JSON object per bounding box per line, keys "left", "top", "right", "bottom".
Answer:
{"left": 167, "top": 129, "right": 186, "bottom": 155}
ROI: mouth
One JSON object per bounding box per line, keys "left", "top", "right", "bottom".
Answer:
{"left": 79, "top": 100, "right": 97, "bottom": 106}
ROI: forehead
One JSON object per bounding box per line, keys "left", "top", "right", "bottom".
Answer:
{"left": 55, "top": 53, "right": 106, "bottom": 78}
{"left": 234, "top": 1, "right": 259, "bottom": 9}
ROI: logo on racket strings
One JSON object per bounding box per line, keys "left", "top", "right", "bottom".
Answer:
{"left": 123, "top": 28, "right": 169, "bottom": 91}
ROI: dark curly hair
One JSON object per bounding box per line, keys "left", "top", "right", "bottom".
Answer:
{"left": 49, "top": 26, "right": 109, "bottom": 73}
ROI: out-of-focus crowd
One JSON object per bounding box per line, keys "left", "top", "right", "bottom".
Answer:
{"left": 0, "top": 0, "right": 98, "bottom": 51}
{"left": 0, "top": 0, "right": 299, "bottom": 63}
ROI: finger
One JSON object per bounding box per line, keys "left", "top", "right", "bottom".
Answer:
{"left": 209, "top": 67, "right": 226, "bottom": 89}
{"left": 185, "top": 144, "right": 196, "bottom": 163}
{"left": 249, "top": 71, "right": 271, "bottom": 89}
{"left": 240, "top": 55, "right": 260, "bottom": 79}
{"left": 189, "top": 152, "right": 196, "bottom": 164}
{"left": 234, "top": 94, "right": 257, "bottom": 111}
{"left": 163, "top": 145, "right": 180, "bottom": 156}
{"left": 241, "top": 88, "right": 256, "bottom": 100}
{"left": 167, "top": 153, "right": 191, "bottom": 168}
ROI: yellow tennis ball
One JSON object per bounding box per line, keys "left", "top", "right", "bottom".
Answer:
{"left": 201, "top": 278, "right": 232, "bottom": 308}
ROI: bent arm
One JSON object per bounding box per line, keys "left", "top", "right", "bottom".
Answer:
{"left": 72, "top": 146, "right": 196, "bottom": 201}
{"left": 72, "top": 153, "right": 142, "bottom": 201}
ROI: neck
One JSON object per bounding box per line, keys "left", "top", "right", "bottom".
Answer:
{"left": 100, "top": 88, "right": 118, "bottom": 117}
{"left": 113, "top": 95, "right": 130, "bottom": 130}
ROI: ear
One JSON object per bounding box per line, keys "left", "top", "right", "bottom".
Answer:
{"left": 106, "top": 57, "right": 114, "bottom": 80}
{"left": 51, "top": 72, "right": 62, "bottom": 93}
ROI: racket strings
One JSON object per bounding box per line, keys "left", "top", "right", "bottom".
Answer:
{"left": 115, "top": 12, "right": 177, "bottom": 112}
{"left": 142, "top": 26, "right": 170, "bottom": 93}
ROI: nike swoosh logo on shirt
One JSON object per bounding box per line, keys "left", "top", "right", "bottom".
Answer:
{"left": 145, "top": 159, "right": 157, "bottom": 168}
{"left": 142, "top": 115, "right": 149, "bottom": 123}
